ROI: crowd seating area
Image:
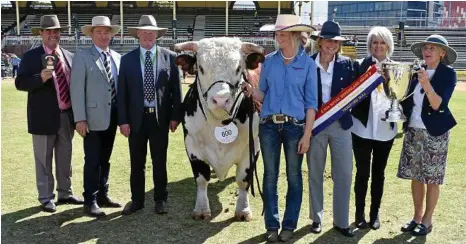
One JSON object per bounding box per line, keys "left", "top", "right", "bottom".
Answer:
{"left": 2, "top": 8, "right": 466, "bottom": 69}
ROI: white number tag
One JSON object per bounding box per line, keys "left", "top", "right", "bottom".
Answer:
{"left": 214, "top": 122, "right": 239, "bottom": 144}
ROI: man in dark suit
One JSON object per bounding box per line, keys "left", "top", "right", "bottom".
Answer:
{"left": 70, "top": 16, "right": 122, "bottom": 217}
{"left": 117, "top": 15, "right": 182, "bottom": 215}
{"left": 15, "top": 15, "right": 83, "bottom": 213}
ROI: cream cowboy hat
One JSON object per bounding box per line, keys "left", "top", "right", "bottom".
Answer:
{"left": 81, "top": 16, "right": 120, "bottom": 37}
{"left": 259, "top": 14, "right": 315, "bottom": 33}
{"left": 31, "top": 15, "right": 64, "bottom": 35}
{"left": 127, "top": 15, "right": 168, "bottom": 39}
{"left": 411, "top": 34, "right": 457, "bottom": 65}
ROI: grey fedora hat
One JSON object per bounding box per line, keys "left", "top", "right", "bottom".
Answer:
{"left": 411, "top": 34, "right": 457, "bottom": 65}
{"left": 31, "top": 15, "right": 63, "bottom": 35}
{"left": 310, "top": 20, "right": 348, "bottom": 41}
{"left": 127, "top": 15, "right": 168, "bottom": 39}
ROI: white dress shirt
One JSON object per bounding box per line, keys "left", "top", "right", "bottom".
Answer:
{"left": 351, "top": 56, "right": 397, "bottom": 141}
{"left": 409, "top": 69, "right": 435, "bottom": 129}
{"left": 315, "top": 53, "right": 335, "bottom": 103}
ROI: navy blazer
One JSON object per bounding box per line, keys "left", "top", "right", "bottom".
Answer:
{"left": 401, "top": 62, "right": 457, "bottom": 136}
{"left": 117, "top": 46, "right": 182, "bottom": 133}
{"left": 15, "top": 46, "right": 74, "bottom": 135}
{"left": 311, "top": 53, "right": 359, "bottom": 130}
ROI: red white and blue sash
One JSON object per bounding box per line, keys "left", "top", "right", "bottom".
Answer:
{"left": 312, "top": 65, "right": 384, "bottom": 135}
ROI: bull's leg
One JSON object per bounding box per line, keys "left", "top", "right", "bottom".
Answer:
{"left": 234, "top": 152, "right": 258, "bottom": 222}
{"left": 189, "top": 154, "right": 212, "bottom": 220}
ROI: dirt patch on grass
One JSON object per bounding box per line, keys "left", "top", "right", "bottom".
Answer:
{"left": 456, "top": 81, "right": 466, "bottom": 91}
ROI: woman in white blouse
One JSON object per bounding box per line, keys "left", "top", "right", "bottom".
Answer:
{"left": 351, "top": 26, "right": 396, "bottom": 230}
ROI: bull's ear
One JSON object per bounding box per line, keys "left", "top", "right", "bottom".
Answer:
{"left": 175, "top": 54, "right": 197, "bottom": 75}
{"left": 246, "top": 53, "right": 265, "bottom": 70}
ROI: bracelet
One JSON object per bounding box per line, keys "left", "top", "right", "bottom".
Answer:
{"left": 426, "top": 89, "right": 435, "bottom": 95}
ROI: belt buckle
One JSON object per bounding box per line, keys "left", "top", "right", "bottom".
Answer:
{"left": 272, "top": 114, "right": 286, "bottom": 124}
{"left": 146, "top": 107, "right": 155, "bottom": 113}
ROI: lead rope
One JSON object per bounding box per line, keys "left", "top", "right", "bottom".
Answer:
{"left": 241, "top": 71, "right": 264, "bottom": 216}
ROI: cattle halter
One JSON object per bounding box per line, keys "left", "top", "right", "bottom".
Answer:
{"left": 195, "top": 74, "right": 245, "bottom": 127}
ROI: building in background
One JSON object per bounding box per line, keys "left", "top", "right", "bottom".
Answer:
{"left": 440, "top": 1, "right": 466, "bottom": 27}
{"left": 328, "top": 1, "right": 443, "bottom": 27}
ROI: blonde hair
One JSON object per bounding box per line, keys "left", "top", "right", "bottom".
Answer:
{"left": 274, "top": 31, "right": 302, "bottom": 55}
{"left": 366, "top": 26, "right": 394, "bottom": 57}
{"left": 312, "top": 37, "right": 342, "bottom": 54}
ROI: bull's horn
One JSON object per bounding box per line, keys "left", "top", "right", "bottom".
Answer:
{"left": 241, "top": 42, "right": 264, "bottom": 54}
{"left": 174, "top": 41, "right": 199, "bottom": 52}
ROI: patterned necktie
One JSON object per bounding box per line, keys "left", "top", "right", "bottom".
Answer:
{"left": 52, "top": 50, "right": 70, "bottom": 104}
{"left": 102, "top": 51, "right": 116, "bottom": 102}
{"left": 144, "top": 50, "right": 156, "bottom": 102}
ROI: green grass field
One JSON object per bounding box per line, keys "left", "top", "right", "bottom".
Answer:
{"left": 2, "top": 80, "right": 466, "bottom": 244}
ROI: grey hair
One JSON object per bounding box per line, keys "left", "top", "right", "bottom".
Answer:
{"left": 366, "top": 26, "right": 394, "bottom": 57}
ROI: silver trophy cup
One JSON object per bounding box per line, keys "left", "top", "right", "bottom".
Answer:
{"left": 379, "top": 59, "right": 424, "bottom": 122}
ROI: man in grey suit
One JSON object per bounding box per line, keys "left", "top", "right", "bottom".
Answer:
{"left": 15, "top": 15, "right": 83, "bottom": 213}
{"left": 70, "top": 16, "right": 122, "bottom": 217}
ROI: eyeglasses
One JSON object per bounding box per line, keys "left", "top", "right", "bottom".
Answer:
{"left": 421, "top": 46, "right": 439, "bottom": 52}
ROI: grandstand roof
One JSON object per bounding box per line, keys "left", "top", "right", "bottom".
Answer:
{"left": 8, "top": 1, "right": 293, "bottom": 10}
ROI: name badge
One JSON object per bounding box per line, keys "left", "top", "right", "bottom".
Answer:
{"left": 214, "top": 122, "right": 238, "bottom": 144}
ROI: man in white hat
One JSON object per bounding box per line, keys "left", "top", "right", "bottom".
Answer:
{"left": 117, "top": 15, "right": 182, "bottom": 215}
{"left": 70, "top": 16, "right": 122, "bottom": 217}
{"left": 15, "top": 15, "right": 83, "bottom": 213}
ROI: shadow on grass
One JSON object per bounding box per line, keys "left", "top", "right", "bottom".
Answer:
{"left": 373, "top": 232, "right": 426, "bottom": 244}
{"left": 2, "top": 176, "right": 238, "bottom": 243}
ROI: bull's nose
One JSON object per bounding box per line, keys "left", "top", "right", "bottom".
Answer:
{"left": 211, "top": 97, "right": 230, "bottom": 108}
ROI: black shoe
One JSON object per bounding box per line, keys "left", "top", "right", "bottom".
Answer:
{"left": 83, "top": 203, "right": 106, "bottom": 217}
{"left": 57, "top": 196, "right": 84, "bottom": 205}
{"left": 370, "top": 213, "right": 380, "bottom": 230}
{"left": 412, "top": 223, "right": 433, "bottom": 236}
{"left": 310, "top": 222, "right": 322, "bottom": 234}
{"left": 333, "top": 224, "right": 355, "bottom": 237}
{"left": 401, "top": 220, "right": 418, "bottom": 232}
{"left": 355, "top": 212, "right": 367, "bottom": 229}
{"left": 97, "top": 197, "right": 122, "bottom": 208}
{"left": 41, "top": 201, "right": 57, "bottom": 213}
{"left": 121, "top": 201, "right": 144, "bottom": 215}
{"left": 155, "top": 201, "right": 168, "bottom": 214}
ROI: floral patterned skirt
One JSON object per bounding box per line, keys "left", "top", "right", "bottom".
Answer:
{"left": 397, "top": 127, "right": 450, "bottom": 185}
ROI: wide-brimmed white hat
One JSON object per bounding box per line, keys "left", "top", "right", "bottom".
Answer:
{"left": 127, "top": 15, "right": 168, "bottom": 39}
{"left": 411, "top": 34, "right": 457, "bottom": 65}
{"left": 81, "top": 16, "right": 120, "bottom": 37}
{"left": 259, "top": 14, "right": 315, "bottom": 33}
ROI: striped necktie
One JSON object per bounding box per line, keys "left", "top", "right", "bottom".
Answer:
{"left": 52, "top": 50, "right": 70, "bottom": 104}
{"left": 102, "top": 51, "right": 116, "bottom": 102}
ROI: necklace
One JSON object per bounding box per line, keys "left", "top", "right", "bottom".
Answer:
{"left": 280, "top": 51, "right": 296, "bottom": 60}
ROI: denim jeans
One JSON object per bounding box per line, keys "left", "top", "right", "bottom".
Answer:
{"left": 259, "top": 120, "right": 304, "bottom": 231}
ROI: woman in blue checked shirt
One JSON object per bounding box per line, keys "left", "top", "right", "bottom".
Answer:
{"left": 242, "top": 14, "right": 318, "bottom": 242}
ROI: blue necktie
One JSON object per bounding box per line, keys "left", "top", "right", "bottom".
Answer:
{"left": 144, "top": 50, "right": 156, "bottom": 102}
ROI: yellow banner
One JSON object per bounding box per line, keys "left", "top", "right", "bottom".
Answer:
{"left": 457, "top": 70, "right": 466, "bottom": 81}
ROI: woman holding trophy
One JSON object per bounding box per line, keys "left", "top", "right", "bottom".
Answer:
{"left": 398, "top": 35, "right": 458, "bottom": 236}
{"left": 351, "top": 26, "right": 397, "bottom": 230}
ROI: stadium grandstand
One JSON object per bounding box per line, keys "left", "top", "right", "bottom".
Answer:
{"left": 2, "top": 1, "right": 466, "bottom": 71}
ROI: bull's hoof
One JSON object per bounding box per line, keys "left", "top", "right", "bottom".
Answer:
{"left": 191, "top": 211, "right": 212, "bottom": 220}
{"left": 235, "top": 211, "right": 252, "bottom": 222}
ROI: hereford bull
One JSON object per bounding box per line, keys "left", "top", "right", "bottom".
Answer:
{"left": 174, "top": 37, "right": 264, "bottom": 221}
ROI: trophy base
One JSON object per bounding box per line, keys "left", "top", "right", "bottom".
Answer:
{"left": 381, "top": 112, "right": 407, "bottom": 123}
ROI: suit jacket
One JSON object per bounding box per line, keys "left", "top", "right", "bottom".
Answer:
{"left": 70, "top": 46, "right": 121, "bottom": 131}
{"left": 117, "top": 46, "right": 182, "bottom": 133}
{"left": 401, "top": 62, "right": 457, "bottom": 136}
{"left": 15, "top": 46, "right": 74, "bottom": 135}
{"left": 311, "top": 53, "right": 359, "bottom": 130}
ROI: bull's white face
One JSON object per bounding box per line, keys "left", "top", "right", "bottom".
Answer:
{"left": 196, "top": 37, "right": 246, "bottom": 114}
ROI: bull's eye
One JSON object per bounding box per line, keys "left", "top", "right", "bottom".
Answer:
{"left": 236, "top": 66, "right": 241, "bottom": 75}
{"left": 199, "top": 65, "right": 204, "bottom": 74}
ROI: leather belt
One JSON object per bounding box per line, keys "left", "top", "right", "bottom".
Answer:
{"left": 263, "top": 114, "right": 303, "bottom": 124}
{"left": 144, "top": 107, "right": 156, "bottom": 114}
